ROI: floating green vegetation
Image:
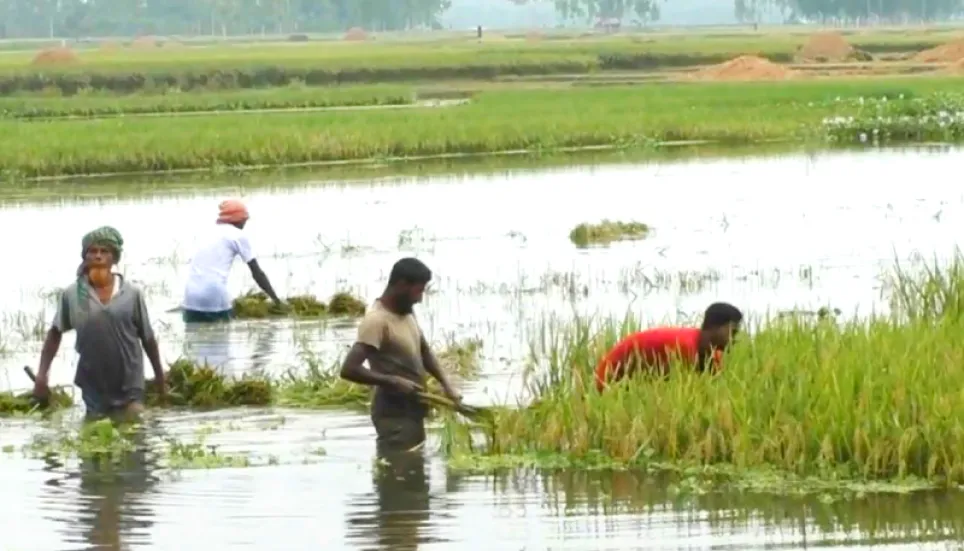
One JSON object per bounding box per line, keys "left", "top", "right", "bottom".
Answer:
{"left": 439, "top": 254, "right": 964, "bottom": 495}
{"left": 231, "top": 290, "right": 367, "bottom": 320}
{"left": 568, "top": 220, "right": 650, "bottom": 247}
{"left": 145, "top": 358, "right": 274, "bottom": 408}
{"left": 22, "top": 417, "right": 257, "bottom": 470}
{"left": 0, "top": 386, "right": 74, "bottom": 416}
{"left": 23, "top": 418, "right": 140, "bottom": 465}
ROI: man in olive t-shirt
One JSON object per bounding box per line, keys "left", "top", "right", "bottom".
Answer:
{"left": 339, "top": 257, "right": 463, "bottom": 453}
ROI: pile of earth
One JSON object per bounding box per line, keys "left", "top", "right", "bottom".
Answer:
{"left": 693, "top": 55, "right": 795, "bottom": 81}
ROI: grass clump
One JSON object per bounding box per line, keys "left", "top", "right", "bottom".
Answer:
{"left": 231, "top": 290, "right": 366, "bottom": 320}
{"left": 440, "top": 253, "right": 964, "bottom": 492}
{"left": 145, "top": 358, "right": 274, "bottom": 408}
{"left": 569, "top": 220, "right": 650, "bottom": 247}
{"left": 326, "top": 292, "right": 368, "bottom": 317}
{"left": 275, "top": 355, "right": 370, "bottom": 409}
{"left": 0, "top": 386, "right": 73, "bottom": 416}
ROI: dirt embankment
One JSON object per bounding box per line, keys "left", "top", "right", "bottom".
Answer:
{"left": 916, "top": 38, "right": 964, "bottom": 63}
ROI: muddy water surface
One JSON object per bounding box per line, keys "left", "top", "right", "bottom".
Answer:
{"left": 3, "top": 147, "right": 964, "bottom": 550}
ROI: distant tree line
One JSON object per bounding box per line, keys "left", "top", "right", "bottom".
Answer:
{"left": 737, "top": 0, "right": 964, "bottom": 23}
{"left": 0, "top": 0, "right": 452, "bottom": 38}
{"left": 0, "top": 0, "right": 960, "bottom": 40}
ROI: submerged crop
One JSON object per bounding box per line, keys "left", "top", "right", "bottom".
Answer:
{"left": 440, "top": 254, "right": 964, "bottom": 492}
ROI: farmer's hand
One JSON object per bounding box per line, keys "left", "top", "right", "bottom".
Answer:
{"left": 32, "top": 370, "right": 49, "bottom": 400}
{"left": 154, "top": 374, "right": 168, "bottom": 400}
{"left": 388, "top": 376, "right": 422, "bottom": 395}
{"left": 442, "top": 386, "right": 462, "bottom": 405}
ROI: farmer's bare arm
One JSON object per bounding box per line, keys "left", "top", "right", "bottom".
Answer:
{"left": 37, "top": 328, "right": 62, "bottom": 380}
{"left": 247, "top": 260, "right": 282, "bottom": 304}
{"left": 339, "top": 343, "right": 399, "bottom": 388}
{"left": 421, "top": 335, "right": 457, "bottom": 398}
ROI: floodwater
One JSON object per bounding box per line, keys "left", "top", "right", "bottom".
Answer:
{"left": 3, "top": 146, "right": 964, "bottom": 550}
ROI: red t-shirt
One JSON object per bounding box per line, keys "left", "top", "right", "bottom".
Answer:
{"left": 593, "top": 327, "right": 721, "bottom": 391}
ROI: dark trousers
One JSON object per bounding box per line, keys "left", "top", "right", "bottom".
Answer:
{"left": 182, "top": 309, "right": 232, "bottom": 323}
{"left": 373, "top": 415, "right": 426, "bottom": 454}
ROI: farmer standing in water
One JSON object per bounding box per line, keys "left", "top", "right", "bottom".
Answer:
{"left": 181, "top": 199, "right": 285, "bottom": 323}
{"left": 33, "top": 226, "right": 166, "bottom": 422}
{"left": 594, "top": 302, "right": 744, "bottom": 392}
{"left": 340, "top": 257, "right": 463, "bottom": 453}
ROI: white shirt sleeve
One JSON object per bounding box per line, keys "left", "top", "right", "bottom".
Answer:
{"left": 235, "top": 233, "right": 256, "bottom": 264}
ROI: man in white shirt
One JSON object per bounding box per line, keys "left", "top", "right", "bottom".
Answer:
{"left": 181, "top": 199, "right": 285, "bottom": 323}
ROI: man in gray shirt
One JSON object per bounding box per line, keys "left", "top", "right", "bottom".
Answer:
{"left": 33, "top": 226, "right": 166, "bottom": 421}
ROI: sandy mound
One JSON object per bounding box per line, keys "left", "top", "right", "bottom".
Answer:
{"left": 525, "top": 31, "right": 543, "bottom": 42}
{"left": 694, "top": 55, "right": 794, "bottom": 81}
{"left": 799, "top": 32, "right": 855, "bottom": 61}
{"left": 130, "top": 35, "right": 160, "bottom": 49}
{"left": 944, "top": 57, "right": 964, "bottom": 74}
{"left": 30, "top": 47, "right": 80, "bottom": 66}
{"left": 99, "top": 40, "right": 120, "bottom": 51}
{"left": 915, "top": 38, "right": 964, "bottom": 63}
{"left": 344, "top": 27, "right": 368, "bottom": 41}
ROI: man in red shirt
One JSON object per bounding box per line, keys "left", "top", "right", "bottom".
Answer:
{"left": 594, "top": 302, "right": 743, "bottom": 392}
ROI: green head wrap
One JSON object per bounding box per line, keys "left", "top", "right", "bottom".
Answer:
{"left": 81, "top": 226, "right": 124, "bottom": 262}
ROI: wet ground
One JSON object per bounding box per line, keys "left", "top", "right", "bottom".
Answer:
{"left": 2, "top": 146, "right": 964, "bottom": 550}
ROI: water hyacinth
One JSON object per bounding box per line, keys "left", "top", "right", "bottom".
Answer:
{"left": 824, "top": 93, "right": 964, "bottom": 144}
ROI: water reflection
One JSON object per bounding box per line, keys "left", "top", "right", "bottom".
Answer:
{"left": 181, "top": 321, "right": 279, "bottom": 376}
{"left": 182, "top": 321, "right": 233, "bottom": 369}
{"left": 347, "top": 450, "right": 433, "bottom": 551}
{"left": 75, "top": 427, "right": 157, "bottom": 551}
{"left": 531, "top": 469, "right": 964, "bottom": 547}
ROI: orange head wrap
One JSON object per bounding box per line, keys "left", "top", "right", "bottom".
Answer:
{"left": 217, "top": 199, "right": 249, "bottom": 225}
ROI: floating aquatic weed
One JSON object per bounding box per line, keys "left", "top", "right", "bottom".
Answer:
{"left": 24, "top": 418, "right": 141, "bottom": 468}
{"left": 568, "top": 220, "right": 650, "bottom": 248}
{"left": 163, "top": 433, "right": 251, "bottom": 470}
{"left": 231, "top": 290, "right": 366, "bottom": 320}
{"left": 439, "top": 254, "right": 964, "bottom": 494}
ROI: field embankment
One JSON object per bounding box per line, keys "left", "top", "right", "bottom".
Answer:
{"left": 0, "top": 84, "right": 419, "bottom": 119}
{"left": 7, "top": 30, "right": 964, "bottom": 94}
